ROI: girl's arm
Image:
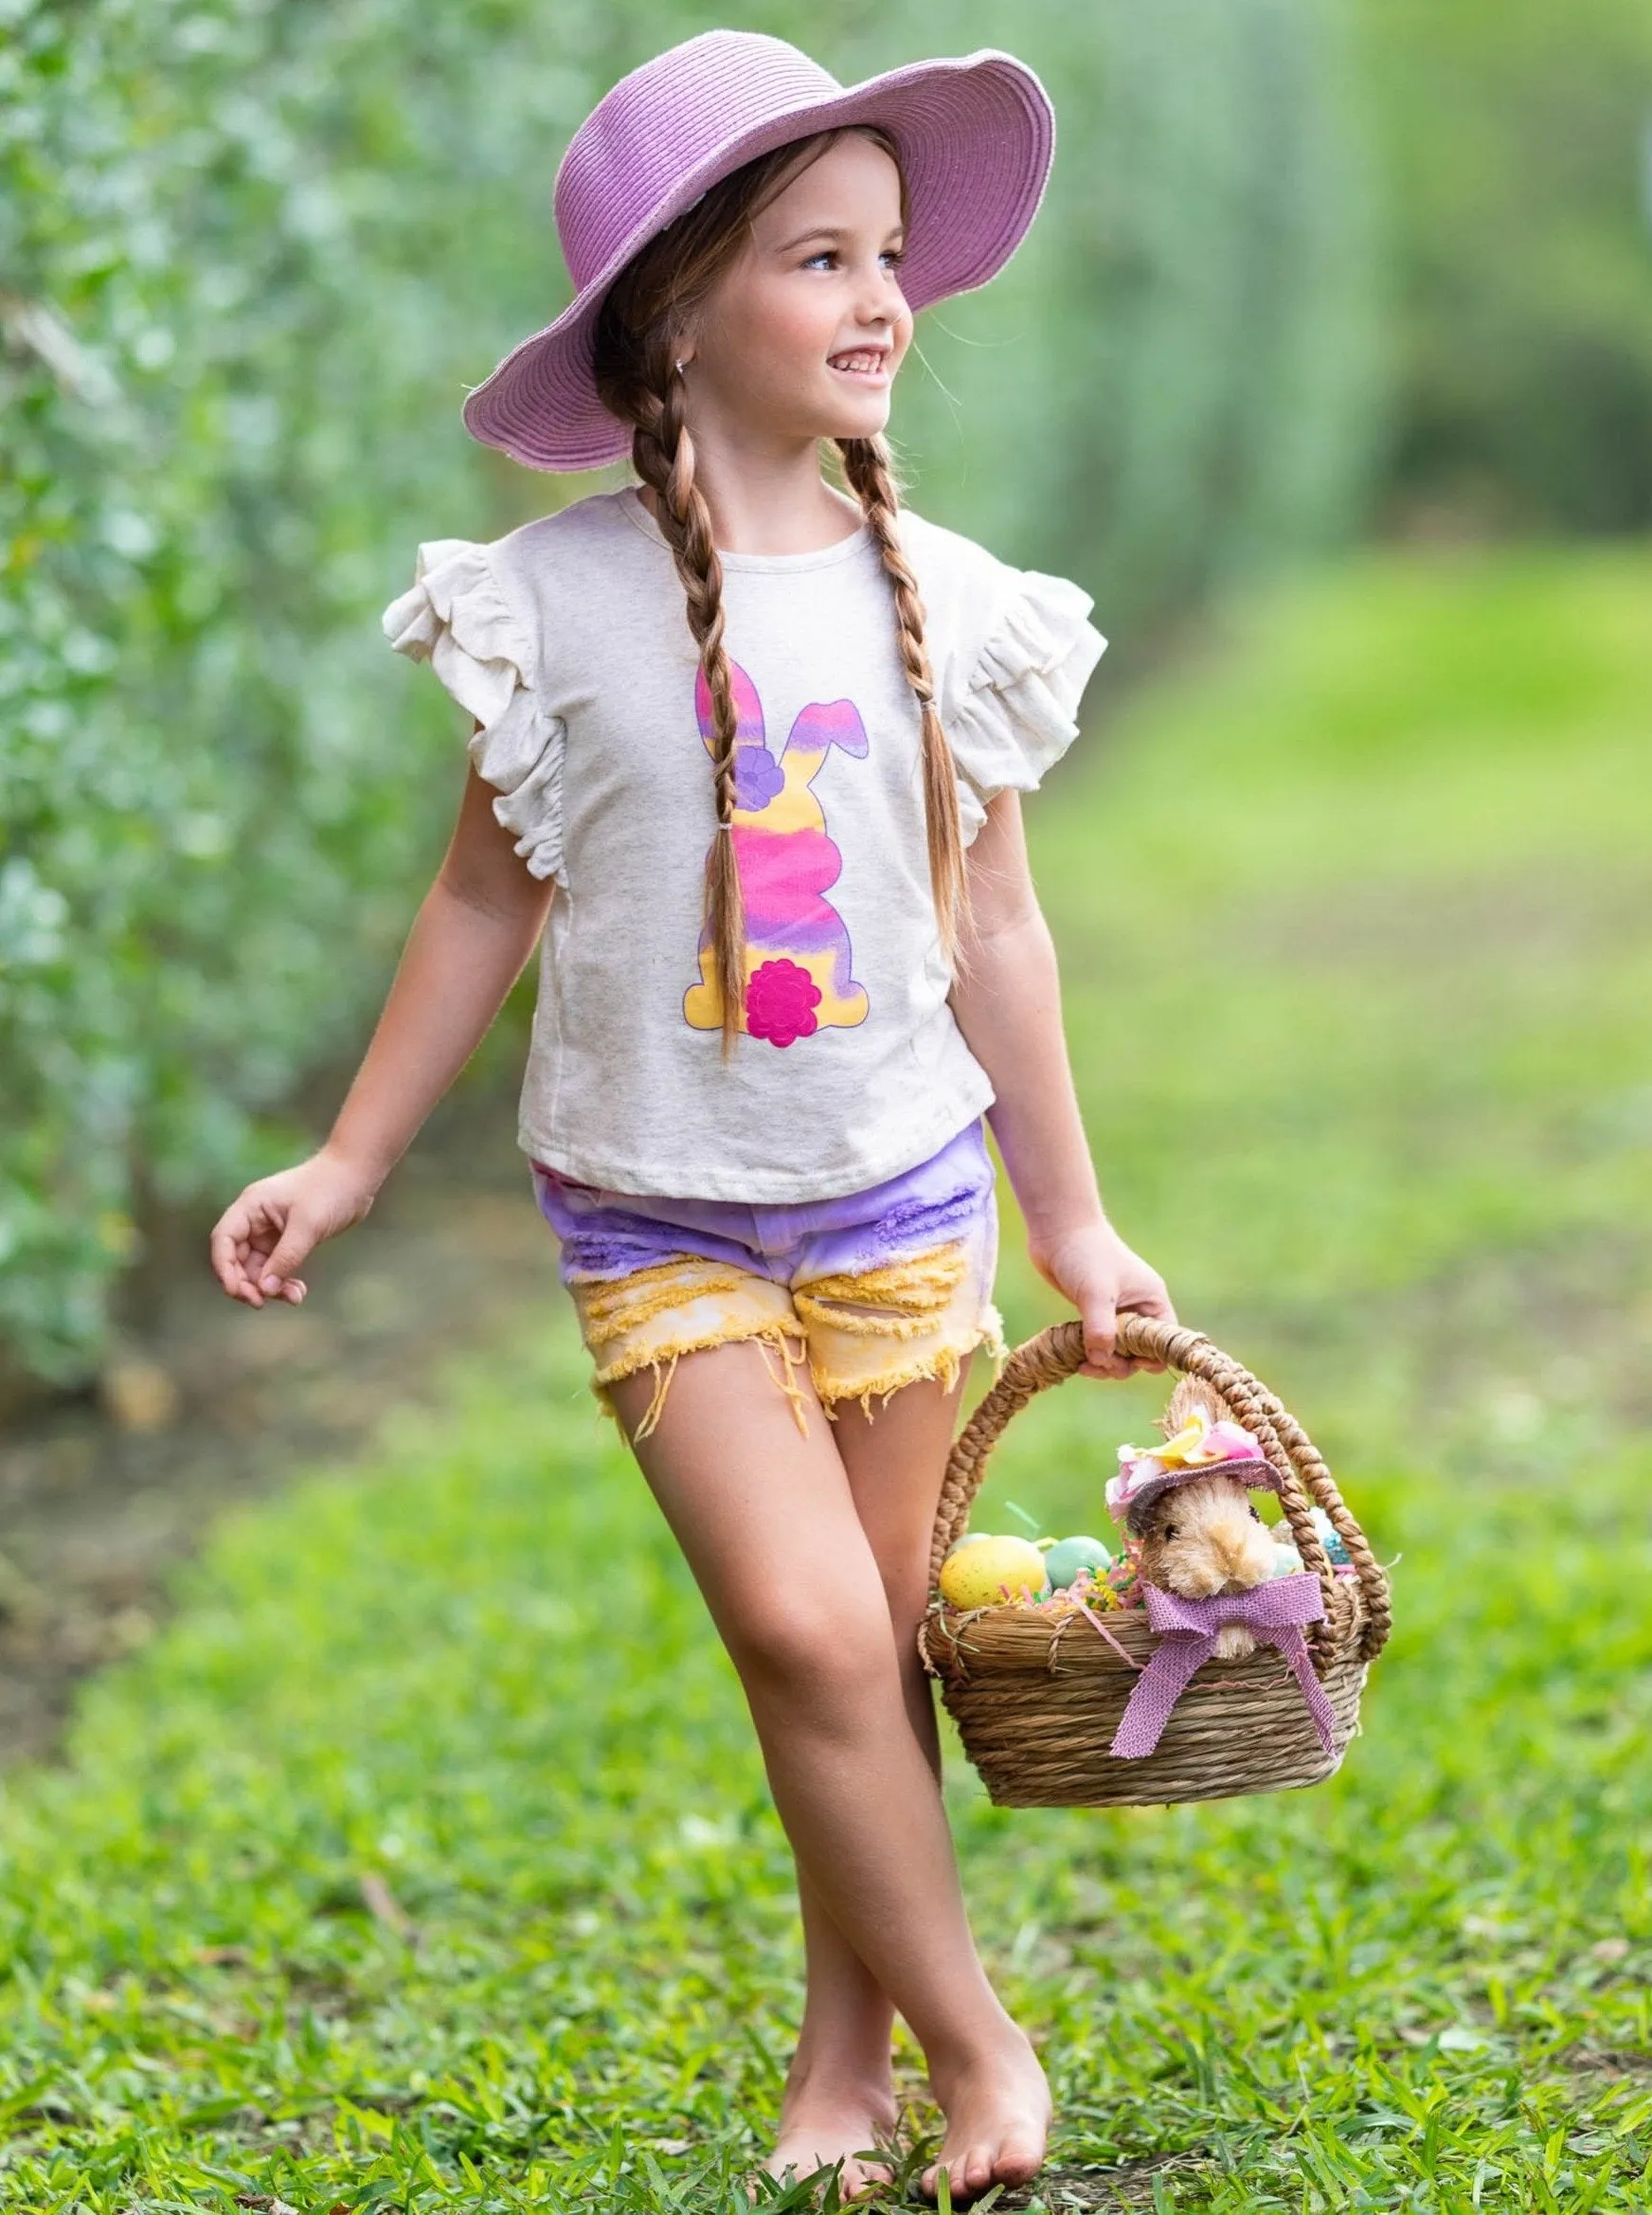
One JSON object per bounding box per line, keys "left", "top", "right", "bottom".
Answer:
{"left": 947, "top": 787, "right": 1175, "bottom": 1378}
{"left": 209, "top": 748, "right": 554, "bottom": 1308}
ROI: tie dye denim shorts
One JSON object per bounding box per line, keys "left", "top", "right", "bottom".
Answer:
{"left": 530, "top": 1116, "right": 1008, "bottom": 1443}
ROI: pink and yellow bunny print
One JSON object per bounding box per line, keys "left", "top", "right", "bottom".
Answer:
{"left": 682, "top": 658, "right": 871, "bottom": 1046}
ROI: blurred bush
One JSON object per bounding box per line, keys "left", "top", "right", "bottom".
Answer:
{"left": 0, "top": 0, "right": 599, "bottom": 1386}
{"left": 874, "top": 0, "right": 1386, "bottom": 633}
{"left": 1, "top": 0, "right": 1383, "bottom": 1390}
{"left": 1359, "top": 0, "right": 1652, "bottom": 536}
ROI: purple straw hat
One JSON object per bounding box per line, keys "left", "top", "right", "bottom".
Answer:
{"left": 461, "top": 28, "right": 1056, "bottom": 472}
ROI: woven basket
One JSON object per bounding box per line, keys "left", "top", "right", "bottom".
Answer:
{"left": 920, "top": 1314, "right": 1392, "bottom": 1809}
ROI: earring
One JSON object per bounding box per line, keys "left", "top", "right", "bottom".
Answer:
{"left": 674, "top": 357, "right": 688, "bottom": 376}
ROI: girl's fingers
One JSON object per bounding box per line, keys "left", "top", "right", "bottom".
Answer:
{"left": 256, "top": 1213, "right": 323, "bottom": 1295}
{"left": 210, "top": 1222, "right": 255, "bottom": 1295}
{"left": 1111, "top": 1287, "right": 1177, "bottom": 1372}
{"left": 225, "top": 1266, "right": 305, "bottom": 1309}
{"left": 1081, "top": 1297, "right": 1122, "bottom": 1376}
{"left": 210, "top": 1192, "right": 294, "bottom": 1304}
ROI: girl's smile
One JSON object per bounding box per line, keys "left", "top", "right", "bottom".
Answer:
{"left": 828, "top": 345, "right": 893, "bottom": 383}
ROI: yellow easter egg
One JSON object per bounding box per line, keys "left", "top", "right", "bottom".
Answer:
{"left": 938, "top": 1535, "right": 1050, "bottom": 1610}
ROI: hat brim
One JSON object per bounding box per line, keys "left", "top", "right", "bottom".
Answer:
{"left": 1115, "top": 1456, "right": 1282, "bottom": 1536}
{"left": 462, "top": 49, "right": 1055, "bottom": 472}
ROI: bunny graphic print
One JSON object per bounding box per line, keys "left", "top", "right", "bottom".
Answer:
{"left": 683, "top": 658, "right": 870, "bottom": 1046}
{"left": 381, "top": 484, "right": 1106, "bottom": 1199}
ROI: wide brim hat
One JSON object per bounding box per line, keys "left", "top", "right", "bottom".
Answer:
{"left": 1105, "top": 1455, "right": 1283, "bottom": 1539}
{"left": 462, "top": 29, "right": 1056, "bottom": 473}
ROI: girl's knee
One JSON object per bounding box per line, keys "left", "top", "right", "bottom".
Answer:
{"left": 725, "top": 1588, "right": 897, "bottom": 1713}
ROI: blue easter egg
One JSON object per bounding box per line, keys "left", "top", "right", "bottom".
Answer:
{"left": 1309, "top": 1506, "right": 1351, "bottom": 1565}
{"left": 1044, "top": 1535, "right": 1114, "bottom": 1590}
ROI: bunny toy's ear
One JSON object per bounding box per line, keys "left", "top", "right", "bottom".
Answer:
{"left": 1158, "top": 1374, "right": 1235, "bottom": 1439}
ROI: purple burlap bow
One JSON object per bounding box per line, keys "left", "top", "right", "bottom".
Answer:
{"left": 1108, "top": 1570, "right": 1338, "bottom": 1760}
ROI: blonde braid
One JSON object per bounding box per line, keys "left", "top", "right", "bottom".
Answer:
{"left": 632, "top": 359, "right": 746, "bottom": 1056}
{"left": 836, "top": 433, "right": 972, "bottom": 971}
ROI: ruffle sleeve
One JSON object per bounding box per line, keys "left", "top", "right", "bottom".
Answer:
{"left": 945, "top": 569, "right": 1107, "bottom": 846}
{"left": 381, "top": 538, "right": 566, "bottom": 881}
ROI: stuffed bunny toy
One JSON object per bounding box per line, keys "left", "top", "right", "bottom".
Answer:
{"left": 1107, "top": 1378, "right": 1278, "bottom": 1660}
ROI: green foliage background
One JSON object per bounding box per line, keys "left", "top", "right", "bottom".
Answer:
{"left": 1358, "top": 0, "right": 1652, "bottom": 534}
{"left": 1, "top": 0, "right": 592, "bottom": 1378}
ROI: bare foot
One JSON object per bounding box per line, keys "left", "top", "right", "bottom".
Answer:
{"left": 922, "top": 2027, "right": 1050, "bottom": 2205}
{"left": 760, "top": 2072, "right": 901, "bottom": 2204}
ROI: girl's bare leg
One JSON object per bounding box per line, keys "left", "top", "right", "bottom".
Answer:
{"left": 773, "top": 1372, "right": 965, "bottom": 2192}
{"left": 801, "top": 1372, "right": 1050, "bottom": 2203}
{"left": 607, "top": 1342, "right": 1048, "bottom": 2205}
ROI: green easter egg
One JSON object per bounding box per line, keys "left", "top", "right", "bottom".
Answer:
{"left": 1044, "top": 1535, "right": 1114, "bottom": 1590}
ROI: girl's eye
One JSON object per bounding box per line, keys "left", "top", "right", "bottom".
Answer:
{"left": 802, "top": 249, "right": 907, "bottom": 271}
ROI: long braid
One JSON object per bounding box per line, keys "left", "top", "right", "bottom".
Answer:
{"left": 632, "top": 354, "right": 746, "bottom": 1056}
{"left": 836, "top": 432, "right": 972, "bottom": 973}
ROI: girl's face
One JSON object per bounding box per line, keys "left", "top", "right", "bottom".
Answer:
{"left": 682, "top": 133, "right": 912, "bottom": 446}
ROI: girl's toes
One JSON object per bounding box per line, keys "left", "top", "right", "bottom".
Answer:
{"left": 842, "top": 2156, "right": 893, "bottom": 2202}
{"left": 922, "top": 2147, "right": 994, "bottom": 2205}
{"left": 994, "top": 2122, "right": 1045, "bottom": 2187}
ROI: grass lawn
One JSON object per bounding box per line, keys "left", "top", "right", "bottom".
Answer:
{"left": 2, "top": 539, "right": 1649, "bottom": 2210}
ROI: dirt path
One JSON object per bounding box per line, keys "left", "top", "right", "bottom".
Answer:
{"left": 0, "top": 1088, "right": 561, "bottom": 1767}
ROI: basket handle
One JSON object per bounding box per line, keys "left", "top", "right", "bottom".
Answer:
{"left": 929, "top": 1315, "right": 1392, "bottom": 1664}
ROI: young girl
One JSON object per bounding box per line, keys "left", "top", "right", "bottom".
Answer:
{"left": 210, "top": 30, "right": 1175, "bottom": 2205}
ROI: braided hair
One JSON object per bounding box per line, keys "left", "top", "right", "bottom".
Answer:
{"left": 591, "top": 127, "right": 968, "bottom": 1058}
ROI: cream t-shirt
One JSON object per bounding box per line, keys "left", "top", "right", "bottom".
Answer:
{"left": 382, "top": 484, "right": 1106, "bottom": 1202}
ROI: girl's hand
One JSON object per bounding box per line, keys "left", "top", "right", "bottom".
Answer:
{"left": 209, "top": 1147, "right": 380, "bottom": 1309}
{"left": 1030, "top": 1221, "right": 1177, "bottom": 1380}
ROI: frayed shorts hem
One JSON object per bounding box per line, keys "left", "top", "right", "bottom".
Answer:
{"left": 568, "top": 1240, "right": 1005, "bottom": 1443}
{"left": 588, "top": 1302, "right": 1009, "bottom": 1442}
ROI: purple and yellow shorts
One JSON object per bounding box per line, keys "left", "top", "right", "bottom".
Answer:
{"left": 530, "top": 1117, "right": 1007, "bottom": 1442}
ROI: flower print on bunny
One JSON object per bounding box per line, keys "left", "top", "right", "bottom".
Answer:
{"left": 681, "top": 657, "right": 870, "bottom": 1044}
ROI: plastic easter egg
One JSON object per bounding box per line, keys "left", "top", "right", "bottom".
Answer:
{"left": 1043, "top": 1535, "right": 1114, "bottom": 1590}
{"left": 938, "top": 1535, "right": 1050, "bottom": 1610}
{"left": 1309, "top": 1506, "right": 1351, "bottom": 1565}
{"left": 943, "top": 1533, "right": 993, "bottom": 1560}
{"left": 1271, "top": 1540, "right": 1304, "bottom": 1579}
